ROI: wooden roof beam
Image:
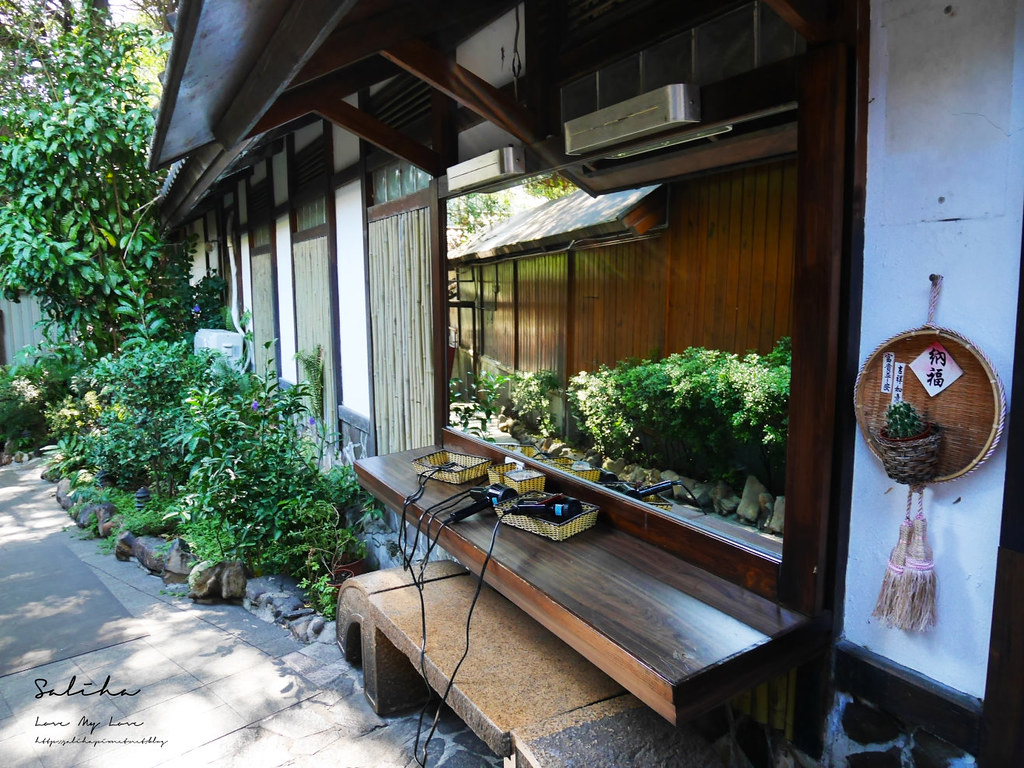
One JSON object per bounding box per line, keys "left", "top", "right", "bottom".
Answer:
{"left": 249, "top": 57, "right": 399, "bottom": 138}
{"left": 316, "top": 100, "right": 444, "bottom": 177}
{"left": 762, "top": 0, "right": 837, "bottom": 43}
{"left": 381, "top": 38, "right": 541, "bottom": 145}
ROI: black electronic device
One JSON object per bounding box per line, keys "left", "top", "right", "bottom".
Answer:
{"left": 625, "top": 479, "right": 676, "bottom": 499}
{"left": 445, "top": 484, "right": 518, "bottom": 524}
{"left": 513, "top": 493, "right": 583, "bottom": 519}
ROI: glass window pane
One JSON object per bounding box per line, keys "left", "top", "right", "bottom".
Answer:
{"left": 643, "top": 31, "right": 693, "bottom": 91}
{"left": 561, "top": 73, "right": 597, "bottom": 122}
{"left": 598, "top": 53, "right": 641, "bottom": 108}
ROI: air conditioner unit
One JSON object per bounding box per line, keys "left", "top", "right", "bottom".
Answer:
{"left": 446, "top": 146, "right": 526, "bottom": 194}
{"left": 563, "top": 83, "right": 701, "bottom": 156}
{"left": 194, "top": 328, "right": 244, "bottom": 369}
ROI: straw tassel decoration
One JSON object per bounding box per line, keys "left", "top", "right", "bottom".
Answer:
{"left": 873, "top": 486, "right": 936, "bottom": 631}
{"left": 872, "top": 515, "right": 911, "bottom": 626}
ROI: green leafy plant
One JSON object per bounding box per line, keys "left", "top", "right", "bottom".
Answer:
{"left": 509, "top": 369, "right": 561, "bottom": 436}
{"left": 449, "top": 370, "right": 509, "bottom": 438}
{"left": 883, "top": 401, "right": 927, "bottom": 439}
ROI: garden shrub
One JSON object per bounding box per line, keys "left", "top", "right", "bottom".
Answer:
{"left": 568, "top": 338, "right": 791, "bottom": 489}
{"left": 509, "top": 369, "right": 561, "bottom": 436}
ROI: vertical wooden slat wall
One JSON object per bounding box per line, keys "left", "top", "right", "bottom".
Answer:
{"left": 572, "top": 239, "right": 668, "bottom": 372}
{"left": 516, "top": 254, "right": 567, "bottom": 379}
{"left": 368, "top": 208, "right": 434, "bottom": 454}
{"left": 251, "top": 253, "right": 276, "bottom": 375}
{"left": 293, "top": 236, "right": 338, "bottom": 427}
{"left": 665, "top": 158, "right": 797, "bottom": 356}
{"left": 0, "top": 294, "right": 44, "bottom": 364}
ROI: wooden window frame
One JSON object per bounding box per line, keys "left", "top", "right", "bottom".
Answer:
{"left": 429, "top": 45, "right": 847, "bottom": 616}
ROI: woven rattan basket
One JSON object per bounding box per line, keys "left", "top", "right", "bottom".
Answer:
{"left": 516, "top": 445, "right": 540, "bottom": 458}
{"left": 504, "top": 468, "right": 546, "bottom": 493}
{"left": 495, "top": 491, "right": 598, "bottom": 541}
{"left": 566, "top": 462, "right": 601, "bottom": 482}
{"left": 487, "top": 462, "right": 516, "bottom": 485}
{"left": 412, "top": 450, "right": 490, "bottom": 485}
{"left": 874, "top": 426, "right": 942, "bottom": 484}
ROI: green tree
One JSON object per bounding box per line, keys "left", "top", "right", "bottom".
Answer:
{"left": 0, "top": 3, "right": 185, "bottom": 356}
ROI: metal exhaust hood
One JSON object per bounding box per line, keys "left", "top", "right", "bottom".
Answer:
{"left": 563, "top": 83, "right": 701, "bottom": 156}
{"left": 446, "top": 146, "right": 526, "bottom": 194}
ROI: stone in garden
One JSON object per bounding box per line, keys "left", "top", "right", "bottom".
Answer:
{"left": 317, "top": 620, "right": 337, "bottom": 644}
{"left": 162, "top": 538, "right": 198, "bottom": 584}
{"left": 541, "top": 437, "right": 554, "bottom": 452}
{"left": 510, "top": 423, "right": 530, "bottom": 442}
{"left": 547, "top": 442, "right": 567, "bottom": 457}
{"left": 737, "top": 475, "right": 768, "bottom": 522}
{"left": 115, "top": 531, "right": 136, "bottom": 561}
{"left": 41, "top": 463, "right": 60, "bottom": 482}
{"left": 584, "top": 450, "right": 603, "bottom": 468}
{"left": 604, "top": 457, "right": 627, "bottom": 477}
{"left": 188, "top": 560, "right": 247, "bottom": 602}
{"left": 99, "top": 519, "right": 117, "bottom": 538}
{"left": 13, "top": 451, "right": 27, "bottom": 463}
{"left": 660, "top": 470, "right": 680, "bottom": 483}
{"left": 628, "top": 466, "right": 647, "bottom": 484}
{"left": 132, "top": 536, "right": 168, "bottom": 573}
{"left": 75, "top": 504, "right": 94, "bottom": 529}
{"left": 56, "top": 478, "right": 76, "bottom": 510}
{"left": 711, "top": 481, "right": 740, "bottom": 516}
{"left": 769, "top": 496, "right": 786, "bottom": 534}
{"left": 758, "top": 492, "right": 775, "bottom": 529}
{"left": 307, "top": 616, "right": 326, "bottom": 639}
{"left": 690, "top": 482, "right": 712, "bottom": 507}
{"left": 672, "top": 476, "right": 698, "bottom": 501}
{"left": 94, "top": 502, "right": 115, "bottom": 532}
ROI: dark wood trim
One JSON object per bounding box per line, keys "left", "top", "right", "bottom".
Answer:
{"left": 331, "top": 163, "right": 362, "bottom": 191}
{"left": 381, "top": 38, "right": 540, "bottom": 144}
{"left": 445, "top": 429, "right": 781, "bottom": 600}
{"left": 367, "top": 188, "right": 433, "bottom": 222}
{"left": 316, "top": 100, "right": 443, "bottom": 177}
{"left": 778, "top": 44, "right": 847, "bottom": 615}
{"left": 250, "top": 57, "right": 401, "bottom": 138}
{"left": 292, "top": 222, "right": 329, "bottom": 243}
{"left": 358, "top": 107, "right": 378, "bottom": 456}
{"left": 763, "top": 0, "right": 838, "bottom": 43}
{"left": 980, "top": 195, "right": 1024, "bottom": 767}
{"left": 325, "top": 124, "right": 344, "bottom": 426}
{"left": 581, "top": 123, "right": 798, "bottom": 194}
{"left": 267, "top": 155, "right": 284, "bottom": 379}
{"left": 212, "top": 0, "right": 359, "bottom": 150}
{"left": 835, "top": 641, "right": 982, "bottom": 755}
{"left": 430, "top": 179, "right": 448, "bottom": 444}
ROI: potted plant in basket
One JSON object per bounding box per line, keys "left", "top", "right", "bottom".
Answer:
{"left": 875, "top": 401, "right": 941, "bottom": 484}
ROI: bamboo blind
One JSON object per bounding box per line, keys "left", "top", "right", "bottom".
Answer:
{"left": 250, "top": 252, "right": 276, "bottom": 376}
{"left": 368, "top": 208, "right": 435, "bottom": 454}
{"left": 293, "top": 235, "right": 338, "bottom": 427}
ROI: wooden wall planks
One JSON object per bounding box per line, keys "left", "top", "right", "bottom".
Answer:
{"left": 250, "top": 251, "right": 277, "bottom": 376}
{"left": 472, "top": 157, "right": 797, "bottom": 382}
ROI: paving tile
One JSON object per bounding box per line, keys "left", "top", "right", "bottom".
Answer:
{"left": 206, "top": 664, "right": 318, "bottom": 723}
{"left": 296, "top": 639, "right": 343, "bottom": 664}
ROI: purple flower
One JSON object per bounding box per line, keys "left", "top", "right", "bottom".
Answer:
{"left": 308, "top": 416, "right": 316, "bottom": 427}
{"left": 251, "top": 400, "right": 259, "bottom": 411}
{"left": 191, "top": 304, "right": 201, "bottom": 314}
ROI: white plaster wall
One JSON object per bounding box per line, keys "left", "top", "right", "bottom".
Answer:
{"left": 843, "top": 0, "right": 1024, "bottom": 698}
{"left": 272, "top": 151, "right": 298, "bottom": 383}
{"left": 293, "top": 121, "right": 322, "bottom": 153}
{"left": 456, "top": 4, "right": 525, "bottom": 89}
{"left": 333, "top": 96, "right": 360, "bottom": 172}
{"left": 237, "top": 181, "right": 253, "bottom": 319}
{"left": 335, "top": 180, "right": 371, "bottom": 417}
{"left": 187, "top": 219, "right": 206, "bottom": 284}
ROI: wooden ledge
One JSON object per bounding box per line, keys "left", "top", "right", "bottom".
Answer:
{"left": 355, "top": 445, "right": 830, "bottom": 724}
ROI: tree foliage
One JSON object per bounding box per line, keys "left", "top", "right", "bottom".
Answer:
{"left": 0, "top": 3, "right": 188, "bottom": 357}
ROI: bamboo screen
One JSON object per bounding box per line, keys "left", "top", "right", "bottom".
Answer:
{"left": 293, "top": 236, "right": 338, "bottom": 427}
{"left": 250, "top": 251, "right": 276, "bottom": 376}
{"left": 368, "top": 208, "right": 435, "bottom": 453}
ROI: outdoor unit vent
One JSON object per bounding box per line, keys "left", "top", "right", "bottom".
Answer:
{"left": 447, "top": 146, "right": 526, "bottom": 194}
{"left": 563, "top": 83, "right": 701, "bottom": 156}
{"left": 194, "top": 329, "right": 244, "bottom": 369}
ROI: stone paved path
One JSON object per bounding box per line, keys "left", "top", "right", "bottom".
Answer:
{"left": 0, "top": 459, "right": 502, "bottom": 768}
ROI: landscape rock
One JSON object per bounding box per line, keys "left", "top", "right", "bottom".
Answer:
{"left": 307, "top": 616, "right": 326, "bottom": 640}
{"left": 56, "top": 478, "right": 76, "bottom": 510}
{"left": 161, "top": 538, "right": 198, "bottom": 583}
{"left": 188, "top": 560, "right": 247, "bottom": 602}
{"left": 758, "top": 492, "right": 775, "bottom": 529}
{"left": 115, "top": 531, "right": 136, "bottom": 561}
{"left": 546, "top": 442, "right": 566, "bottom": 458}
{"left": 673, "top": 476, "right": 699, "bottom": 502}
{"left": 13, "top": 451, "right": 28, "bottom": 463}
{"left": 769, "top": 496, "right": 786, "bottom": 534}
{"left": 603, "top": 457, "right": 627, "bottom": 477}
{"left": 691, "top": 482, "right": 714, "bottom": 507}
{"left": 737, "top": 475, "right": 768, "bottom": 522}
{"left": 710, "top": 481, "right": 740, "bottom": 516}
{"left": 132, "top": 535, "right": 168, "bottom": 573}
{"left": 628, "top": 466, "right": 648, "bottom": 484}
{"left": 316, "top": 620, "right": 337, "bottom": 644}
{"left": 99, "top": 519, "right": 118, "bottom": 538}
{"left": 40, "top": 463, "right": 61, "bottom": 482}
{"left": 660, "top": 469, "right": 680, "bottom": 483}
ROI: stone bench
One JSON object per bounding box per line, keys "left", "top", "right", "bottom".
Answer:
{"left": 336, "top": 563, "right": 721, "bottom": 767}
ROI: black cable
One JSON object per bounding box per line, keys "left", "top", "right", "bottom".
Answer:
{"left": 414, "top": 517, "right": 503, "bottom": 767}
